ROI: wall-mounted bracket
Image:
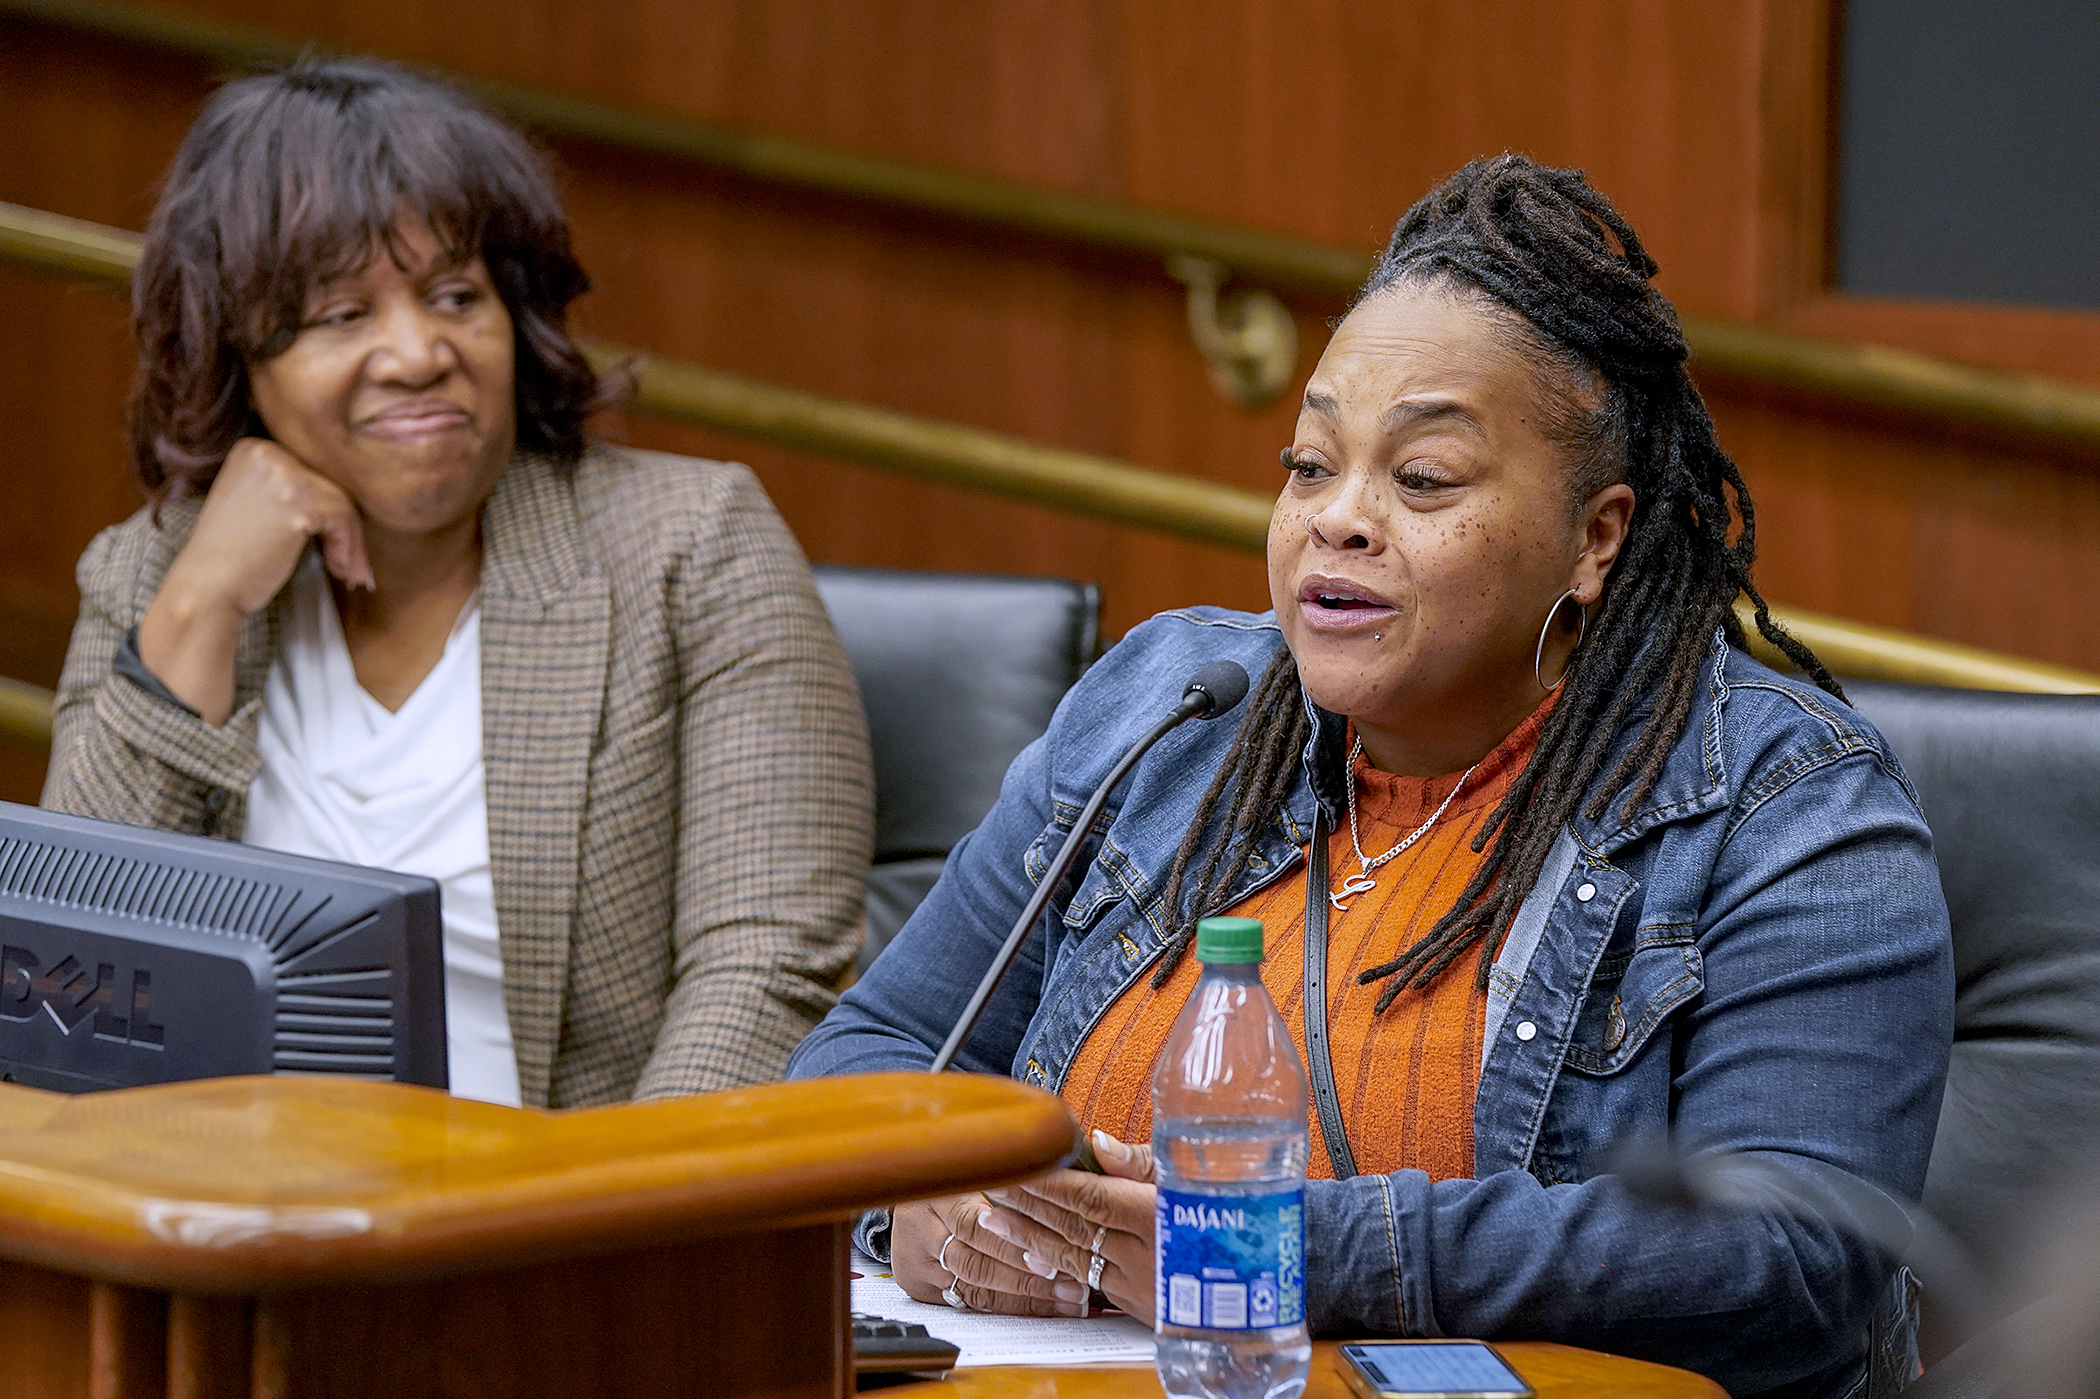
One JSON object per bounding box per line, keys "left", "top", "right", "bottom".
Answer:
{"left": 1166, "top": 254, "right": 1298, "bottom": 408}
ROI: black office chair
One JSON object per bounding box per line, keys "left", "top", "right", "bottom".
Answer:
{"left": 1841, "top": 683, "right": 2100, "bottom": 1382}
{"left": 812, "top": 565, "right": 1100, "bottom": 968}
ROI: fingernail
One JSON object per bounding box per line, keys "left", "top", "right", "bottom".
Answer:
{"left": 1065, "top": 1299, "right": 1089, "bottom": 1317}
{"left": 1092, "top": 1129, "right": 1128, "bottom": 1161}
{"left": 1022, "top": 1250, "right": 1058, "bottom": 1280}
{"left": 978, "top": 1210, "right": 1014, "bottom": 1242}
{"left": 1053, "top": 1279, "right": 1085, "bottom": 1303}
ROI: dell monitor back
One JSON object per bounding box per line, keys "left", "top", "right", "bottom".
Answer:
{"left": 0, "top": 801, "right": 447, "bottom": 1092}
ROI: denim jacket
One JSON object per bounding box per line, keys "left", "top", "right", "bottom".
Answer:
{"left": 789, "top": 608, "right": 1954, "bottom": 1399}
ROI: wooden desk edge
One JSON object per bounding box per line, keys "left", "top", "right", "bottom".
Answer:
{"left": 889, "top": 1341, "right": 1729, "bottom": 1399}
{"left": 0, "top": 1072, "right": 1076, "bottom": 1291}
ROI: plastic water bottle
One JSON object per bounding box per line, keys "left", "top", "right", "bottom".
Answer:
{"left": 1152, "top": 916, "right": 1312, "bottom": 1399}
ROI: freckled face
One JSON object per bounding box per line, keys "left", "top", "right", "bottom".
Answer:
{"left": 1267, "top": 286, "right": 1595, "bottom": 758}
{"left": 247, "top": 220, "right": 516, "bottom": 540}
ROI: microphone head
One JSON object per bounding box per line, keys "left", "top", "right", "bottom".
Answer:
{"left": 1602, "top": 1133, "right": 1701, "bottom": 1210}
{"left": 1183, "top": 660, "right": 1251, "bottom": 719}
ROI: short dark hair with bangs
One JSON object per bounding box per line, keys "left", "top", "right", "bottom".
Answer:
{"left": 129, "top": 56, "right": 611, "bottom": 501}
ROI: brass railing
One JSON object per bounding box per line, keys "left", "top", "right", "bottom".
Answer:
{"left": 0, "top": 203, "right": 1273, "bottom": 553}
{"left": 0, "top": 679, "right": 53, "bottom": 747}
{"left": 0, "top": 0, "right": 1367, "bottom": 293}
{"left": 1, "top": 197, "right": 2096, "bottom": 758}
{"left": 8, "top": 0, "right": 2100, "bottom": 451}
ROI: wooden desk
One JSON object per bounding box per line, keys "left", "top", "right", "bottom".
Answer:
{"left": 0, "top": 1071, "right": 1075, "bottom": 1399}
{"left": 891, "top": 1341, "right": 1726, "bottom": 1399}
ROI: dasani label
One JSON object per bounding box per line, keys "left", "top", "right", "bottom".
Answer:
{"left": 1154, "top": 1185, "right": 1304, "bottom": 1330}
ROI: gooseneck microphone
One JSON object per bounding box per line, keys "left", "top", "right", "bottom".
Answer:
{"left": 928, "top": 660, "right": 1251, "bottom": 1074}
{"left": 1611, "top": 1135, "right": 1985, "bottom": 1349}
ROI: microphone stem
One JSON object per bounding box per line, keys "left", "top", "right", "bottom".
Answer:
{"left": 1682, "top": 1151, "right": 1986, "bottom": 1348}
{"left": 929, "top": 701, "right": 1198, "bottom": 1075}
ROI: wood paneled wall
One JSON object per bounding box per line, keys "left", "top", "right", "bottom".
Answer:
{"left": 2, "top": 0, "right": 2098, "bottom": 803}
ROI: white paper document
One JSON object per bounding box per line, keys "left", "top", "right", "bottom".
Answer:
{"left": 851, "top": 1248, "right": 1157, "bottom": 1366}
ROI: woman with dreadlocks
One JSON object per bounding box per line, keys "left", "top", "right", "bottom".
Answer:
{"left": 791, "top": 156, "right": 1952, "bottom": 1398}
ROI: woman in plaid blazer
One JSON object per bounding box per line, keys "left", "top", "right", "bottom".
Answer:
{"left": 42, "top": 59, "right": 873, "bottom": 1107}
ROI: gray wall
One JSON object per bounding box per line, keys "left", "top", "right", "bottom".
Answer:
{"left": 1838, "top": 0, "right": 2100, "bottom": 310}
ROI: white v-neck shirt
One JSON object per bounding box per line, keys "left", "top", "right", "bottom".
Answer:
{"left": 244, "top": 557, "right": 521, "bottom": 1106}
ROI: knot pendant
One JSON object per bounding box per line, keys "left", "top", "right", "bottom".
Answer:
{"left": 1329, "top": 872, "right": 1376, "bottom": 912}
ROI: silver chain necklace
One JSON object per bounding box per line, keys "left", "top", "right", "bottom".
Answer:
{"left": 1330, "top": 735, "right": 1479, "bottom": 912}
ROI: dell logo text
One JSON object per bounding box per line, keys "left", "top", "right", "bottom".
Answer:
{"left": 0, "top": 944, "right": 165, "bottom": 1048}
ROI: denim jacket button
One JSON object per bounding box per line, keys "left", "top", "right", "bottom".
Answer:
{"left": 1515, "top": 1020, "right": 1538, "bottom": 1042}
{"left": 1575, "top": 881, "right": 1597, "bottom": 902}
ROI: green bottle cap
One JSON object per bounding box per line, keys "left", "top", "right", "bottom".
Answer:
{"left": 1195, "top": 917, "right": 1264, "bottom": 964}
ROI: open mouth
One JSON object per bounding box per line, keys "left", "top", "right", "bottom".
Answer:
{"left": 1296, "top": 575, "right": 1398, "bottom": 630}
{"left": 1298, "top": 575, "right": 1395, "bottom": 612}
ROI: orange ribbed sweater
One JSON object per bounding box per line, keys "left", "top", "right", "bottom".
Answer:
{"left": 1059, "top": 700, "right": 1551, "bottom": 1182}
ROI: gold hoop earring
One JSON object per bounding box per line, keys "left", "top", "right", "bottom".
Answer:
{"left": 1534, "top": 590, "right": 1588, "bottom": 690}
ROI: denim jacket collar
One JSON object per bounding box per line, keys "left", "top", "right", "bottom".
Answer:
{"left": 1284, "top": 627, "right": 1735, "bottom": 862}
{"left": 1026, "top": 617, "right": 1741, "bottom": 1099}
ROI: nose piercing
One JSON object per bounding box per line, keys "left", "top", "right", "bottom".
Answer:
{"left": 1304, "top": 513, "right": 1327, "bottom": 543}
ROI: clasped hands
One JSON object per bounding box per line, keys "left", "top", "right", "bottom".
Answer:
{"left": 893, "top": 1129, "right": 1157, "bottom": 1323}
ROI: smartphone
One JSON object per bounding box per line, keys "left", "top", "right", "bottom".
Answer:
{"left": 1335, "top": 1341, "right": 1535, "bottom": 1399}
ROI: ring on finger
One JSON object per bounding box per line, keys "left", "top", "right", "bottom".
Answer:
{"left": 937, "top": 1232, "right": 960, "bottom": 1277}
{"left": 1085, "top": 1223, "right": 1109, "bottom": 1304}
{"left": 942, "top": 1282, "right": 972, "bottom": 1310}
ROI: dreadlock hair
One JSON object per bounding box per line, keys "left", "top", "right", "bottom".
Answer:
{"left": 1150, "top": 154, "right": 1840, "bottom": 1009}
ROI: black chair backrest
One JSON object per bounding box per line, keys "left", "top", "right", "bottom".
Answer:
{"left": 1843, "top": 682, "right": 2100, "bottom": 1307}
{"left": 812, "top": 565, "right": 1099, "bottom": 965}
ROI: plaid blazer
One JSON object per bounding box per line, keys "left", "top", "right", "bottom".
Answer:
{"left": 44, "top": 446, "right": 874, "bottom": 1107}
